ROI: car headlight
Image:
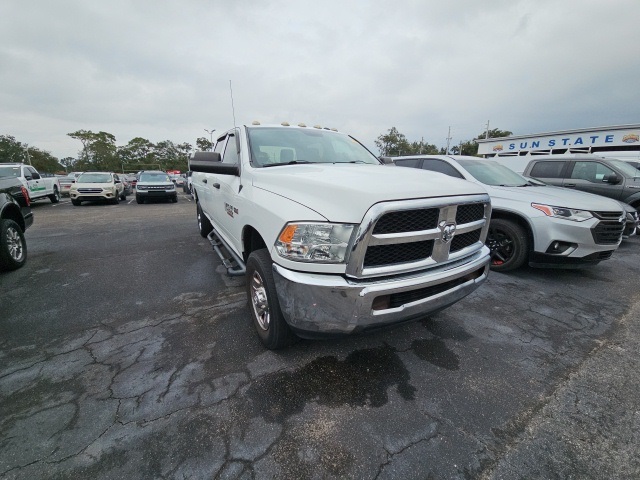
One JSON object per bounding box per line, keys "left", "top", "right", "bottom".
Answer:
{"left": 275, "top": 222, "right": 356, "bottom": 263}
{"left": 531, "top": 203, "right": 593, "bottom": 222}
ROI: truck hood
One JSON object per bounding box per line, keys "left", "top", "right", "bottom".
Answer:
{"left": 486, "top": 184, "right": 624, "bottom": 213}
{"left": 252, "top": 164, "right": 486, "bottom": 222}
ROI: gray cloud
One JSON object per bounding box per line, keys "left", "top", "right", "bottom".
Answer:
{"left": 1, "top": 0, "right": 639, "bottom": 159}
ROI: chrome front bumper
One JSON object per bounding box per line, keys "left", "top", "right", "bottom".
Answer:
{"left": 272, "top": 247, "right": 490, "bottom": 336}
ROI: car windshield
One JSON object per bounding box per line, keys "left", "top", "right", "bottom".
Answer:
{"left": 607, "top": 159, "right": 640, "bottom": 177}
{"left": 77, "top": 173, "right": 111, "bottom": 183}
{"left": 247, "top": 127, "right": 380, "bottom": 167}
{"left": 0, "top": 166, "right": 21, "bottom": 178}
{"left": 457, "top": 159, "right": 529, "bottom": 186}
{"left": 140, "top": 172, "right": 171, "bottom": 182}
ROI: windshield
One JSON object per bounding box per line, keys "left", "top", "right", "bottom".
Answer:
{"left": 140, "top": 172, "right": 171, "bottom": 182}
{"left": 457, "top": 159, "right": 529, "bottom": 186}
{"left": 77, "top": 173, "right": 112, "bottom": 183}
{"left": 607, "top": 159, "right": 640, "bottom": 177}
{"left": 0, "top": 166, "right": 21, "bottom": 178}
{"left": 247, "top": 127, "right": 380, "bottom": 167}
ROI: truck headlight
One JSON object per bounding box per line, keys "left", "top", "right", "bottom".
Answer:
{"left": 275, "top": 222, "right": 356, "bottom": 263}
{"left": 531, "top": 203, "right": 593, "bottom": 222}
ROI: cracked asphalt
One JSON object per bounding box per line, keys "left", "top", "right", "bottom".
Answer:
{"left": 1, "top": 196, "right": 639, "bottom": 479}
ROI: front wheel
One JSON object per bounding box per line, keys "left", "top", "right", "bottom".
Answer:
{"left": 486, "top": 218, "right": 528, "bottom": 272}
{"left": 0, "top": 219, "right": 27, "bottom": 271}
{"left": 71, "top": 199, "right": 81, "bottom": 206}
{"left": 136, "top": 195, "right": 144, "bottom": 204}
{"left": 246, "top": 249, "right": 297, "bottom": 349}
{"left": 120, "top": 191, "right": 126, "bottom": 201}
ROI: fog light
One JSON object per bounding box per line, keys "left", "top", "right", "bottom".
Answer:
{"left": 545, "top": 241, "right": 577, "bottom": 254}
{"left": 372, "top": 295, "right": 390, "bottom": 311}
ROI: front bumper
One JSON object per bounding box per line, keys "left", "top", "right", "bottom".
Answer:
{"left": 272, "top": 247, "right": 490, "bottom": 336}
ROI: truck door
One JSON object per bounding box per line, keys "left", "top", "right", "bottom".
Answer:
{"left": 197, "top": 135, "right": 227, "bottom": 229}
{"left": 24, "top": 166, "right": 46, "bottom": 198}
{"left": 563, "top": 160, "right": 624, "bottom": 200}
{"left": 215, "top": 131, "right": 243, "bottom": 250}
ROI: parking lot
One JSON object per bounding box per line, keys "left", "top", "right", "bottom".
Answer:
{"left": 1, "top": 194, "right": 640, "bottom": 479}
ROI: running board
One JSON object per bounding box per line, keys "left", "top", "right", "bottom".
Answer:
{"left": 207, "top": 230, "right": 246, "bottom": 276}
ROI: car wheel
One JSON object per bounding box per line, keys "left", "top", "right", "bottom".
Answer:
{"left": 246, "top": 249, "right": 297, "bottom": 349}
{"left": 136, "top": 195, "right": 144, "bottom": 204}
{"left": 49, "top": 187, "right": 60, "bottom": 203}
{"left": 486, "top": 218, "right": 528, "bottom": 272}
{"left": 172, "top": 195, "right": 178, "bottom": 203}
{"left": 112, "top": 194, "right": 119, "bottom": 205}
{"left": 197, "top": 201, "right": 213, "bottom": 238}
{"left": 71, "top": 199, "right": 81, "bottom": 206}
{"left": 0, "top": 219, "right": 27, "bottom": 271}
{"left": 120, "top": 192, "right": 126, "bottom": 201}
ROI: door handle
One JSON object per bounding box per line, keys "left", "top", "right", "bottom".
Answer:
{"left": 564, "top": 183, "right": 576, "bottom": 188}
{"left": 202, "top": 179, "right": 207, "bottom": 184}
{"left": 213, "top": 183, "right": 220, "bottom": 189}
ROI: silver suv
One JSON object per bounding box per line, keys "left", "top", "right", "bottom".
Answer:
{"left": 394, "top": 155, "right": 626, "bottom": 271}
{"left": 135, "top": 171, "right": 177, "bottom": 204}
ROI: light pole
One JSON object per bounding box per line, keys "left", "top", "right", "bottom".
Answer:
{"left": 204, "top": 129, "right": 215, "bottom": 151}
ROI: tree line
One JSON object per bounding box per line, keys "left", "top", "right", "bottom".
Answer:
{"left": 374, "top": 127, "right": 512, "bottom": 157}
{"left": 1, "top": 127, "right": 513, "bottom": 175}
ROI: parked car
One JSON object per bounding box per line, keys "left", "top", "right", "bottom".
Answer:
{"left": 620, "top": 201, "right": 639, "bottom": 238}
{"left": 70, "top": 172, "right": 126, "bottom": 205}
{"left": 393, "top": 155, "right": 626, "bottom": 271}
{"left": 0, "top": 176, "right": 34, "bottom": 271}
{"left": 522, "top": 154, "right": 640, "bottom": 211}
{"left": 135, "top": 171, "right": 177, "bottom": 204}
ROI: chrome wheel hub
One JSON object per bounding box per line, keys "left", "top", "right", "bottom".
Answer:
{"left": 250, "top": 271, "right": 270, "bottom": 330}
{"left": 6, "top": 226, "right": 23, "bottom": 262}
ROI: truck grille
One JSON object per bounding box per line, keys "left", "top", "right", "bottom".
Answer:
{"left": 591, "top": 211, "right": 625, "bottom": 245}
{"left": 77, "top": 188, "right": 103, "bottom": 194}
{"left": 346, "top": 196, "right": 491, "bottom": 278}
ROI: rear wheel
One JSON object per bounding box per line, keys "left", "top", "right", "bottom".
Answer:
{"left": 120, "top": 191, "right": 126, "bottom": 201}
{"left": 246, "top": 249, "right": 297, "bottom": 349}
{"left": 49, "top": 187, "right": 60, "bottom": 203}
{"left": 197, "top": 201, "right": 213, "bottom": 238}
{"left": 486, "top": 218, "right": 528, "bottom": 272}
{"left": 0, "top": 219, "right": 27, "bottom": 271}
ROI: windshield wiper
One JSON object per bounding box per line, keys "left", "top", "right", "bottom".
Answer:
{"left": 262, "top": 160, "right": 315, "bottom": 168}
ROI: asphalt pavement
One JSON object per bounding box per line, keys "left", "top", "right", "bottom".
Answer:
{"left": 1, "top": 195, "right": 639, "bottom": 479}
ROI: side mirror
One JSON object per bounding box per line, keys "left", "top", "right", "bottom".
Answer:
{"left": 193, "top": 152, "right": 222, "bottom": 163}
{"left": 379, "top": 156, "right": 395, "bottom": 165}
{"left": 604, "top": 173, "right": 622, "bottom": 185}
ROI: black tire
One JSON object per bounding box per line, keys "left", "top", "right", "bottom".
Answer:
{"left": 197, "top": 201, "right": 213, "bottom": 238}
{"left": 486, "top": 218, "right": 528, "bottom": 272}
{"left": 172, "top": 195, "right": 178, "bottom": 203}
{"left": 49, "top": 187, "right": 60, "bottom": 203}
{"left": 71, "top": 199, "right": 81, "bottom": 206}
{"left": 246, "top": 249, "right": 297, "bottom": 349}
{"left": 136, "top": 196, "right": 144, "bottom": 204}
{"left": 0, "top": 219, "right": 27, "bottom": 272}
{"left": 120, "top": 191, "right": 126, "bottom": 201}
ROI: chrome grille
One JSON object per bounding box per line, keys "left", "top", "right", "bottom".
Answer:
{"left": 346, "top": 194, "right": 491, "bottom": 279}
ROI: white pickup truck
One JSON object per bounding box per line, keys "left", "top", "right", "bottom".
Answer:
{"left": 0, "top": 163, "right": 61, "bottom": 203}
{"left": 191, "top": 123, "right": 492, "bottom": 349}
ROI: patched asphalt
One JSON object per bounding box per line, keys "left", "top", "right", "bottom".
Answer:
{"left": 1, "top": 197, "right": 639, "bottom": 479}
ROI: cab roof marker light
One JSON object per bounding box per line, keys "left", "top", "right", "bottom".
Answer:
{"left": 298, "top": 123, "right": 307, "bottom": 127}
{"left": 331, "top": 128, "right": 338, "bottom": 131}
{"left": 313, "top": 125, "right": 322, "bottom": 129}
{"left": 252, "top": 120, "right": 261, "bottom": 125}
{"left": 281, "top": 122, "right": 290, "bottom": 126}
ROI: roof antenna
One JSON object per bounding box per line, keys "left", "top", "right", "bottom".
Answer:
{"left": 229, "top": 80, "right": 236, "bottom": 128}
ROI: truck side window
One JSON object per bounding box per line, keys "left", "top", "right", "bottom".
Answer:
{"left": 222, "top": 135, "right": 239, "bottom": 164}
{"left": 395, "top": 158, "right": 423, "bottom": 168}
{"left": 27, "top": 167, "right": 40, "bottom": 180}
{"left": 529, "top": 161, "right": 565, "bottom": 178}
{"left": 570, "top": 161, "right": 615, "bottom": 183}
{"left": 422, "top": 159, "right": 465, "bottom": 179}
{"left": 214, "top": 137, "right": 226, "bottom": 155}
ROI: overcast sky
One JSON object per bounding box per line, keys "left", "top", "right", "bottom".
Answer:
{"left": 2, "top": 0, "right": 639, "bottom": 160}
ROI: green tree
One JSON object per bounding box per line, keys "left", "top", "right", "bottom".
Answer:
{"left": 375, "top": 127, "right": 412, "bottom": 156}
{"left": 477, "top": 128, "right": 513, "bottom": 140}
{"left": 68, "top": 130, "right": 118, "bottom": 171}
{"left": 0, "top": 135, "right": 27, "bottom": 162}
{"left": 196, "top": 137, "right": 212, "bottom": 152}
{"left": 60, "top": 157, "right": 76, "bottom": 172}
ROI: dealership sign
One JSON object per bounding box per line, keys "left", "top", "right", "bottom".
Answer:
{"left": 477, "top": 125, "right": 640, "bottom": 155}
